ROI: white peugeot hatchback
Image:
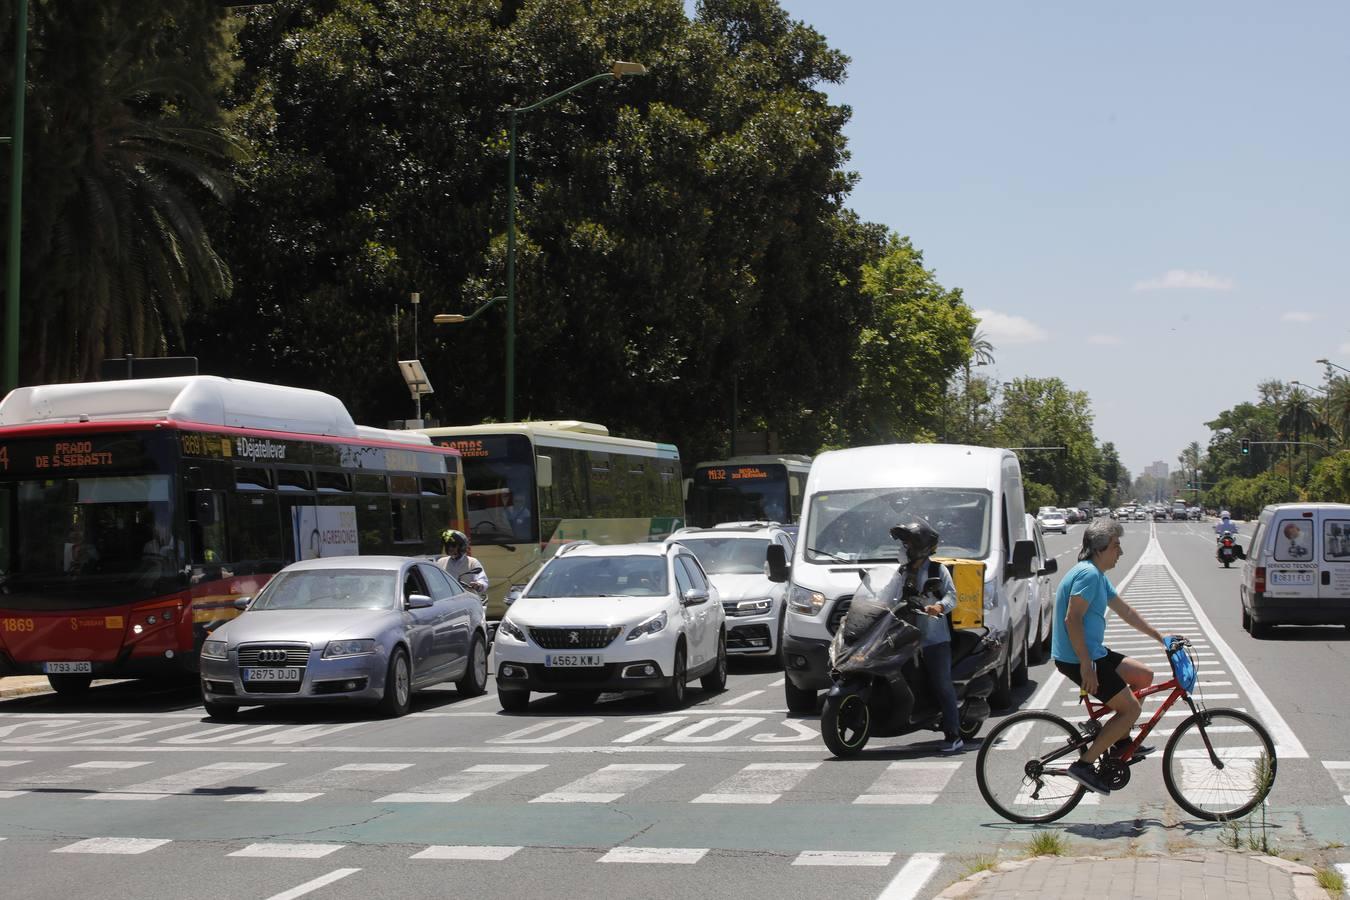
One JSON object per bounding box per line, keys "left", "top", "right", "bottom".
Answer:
{"left": 493, "top": 542, "right": 727, "bottom": 710}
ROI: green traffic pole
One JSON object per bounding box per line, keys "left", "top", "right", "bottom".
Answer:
{"left": 505, "top": 108, "right": 516, "bottom": 423}
{"left": 4, "top": 0, "right": 27, "bottom": 393}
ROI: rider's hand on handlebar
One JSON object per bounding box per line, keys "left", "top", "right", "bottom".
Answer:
{"left": 922, "top": 603, "right": 944, "bottom": 617}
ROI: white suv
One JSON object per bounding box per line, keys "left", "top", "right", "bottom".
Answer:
{"left": 493, "top": 542, "right": 727, "bottom": 710}
{"left": 667, "top": 522, "right": 795, "bottom": 660}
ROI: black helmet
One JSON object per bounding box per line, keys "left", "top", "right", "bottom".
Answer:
{"left": 890, "top": 518, "right": 940, "bottom": 559}
{"left": 442, "top": 529, "right": 468, "bottom": 553}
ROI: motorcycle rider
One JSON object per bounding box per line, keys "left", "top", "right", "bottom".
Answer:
{"left": 437, "top": 529, "right": 489, "bottom": 597}
{"left": 1214, "top": 511, "right": 1240, "bottom": 535}
{"left": 890, "top": 519, "right": 963, "bottom": 754}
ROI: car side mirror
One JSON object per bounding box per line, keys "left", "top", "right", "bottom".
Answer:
{"left": 1007, "top": 539, "right": 1036, "bottom": 579}
{"left": 406, "top": 593, "right": 434, "bottom": 609}
{"left": 1039, "top": 558, "right": 1058, "bottom": 576}
{"left": 766, "top": 544, "right": 789, "bottom": 583}
{"left": 232, "top": 596, "right": 252, "bottom": 611}
{"left": 682, "top": 588, "right": 709, "bottom": 606}
{"left": 921, "top": 577, "right": 943, "bottom": 596}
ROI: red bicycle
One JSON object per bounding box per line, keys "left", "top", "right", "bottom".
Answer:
{"left": 976, "top": 638, "right": 1276, "bottom": 823}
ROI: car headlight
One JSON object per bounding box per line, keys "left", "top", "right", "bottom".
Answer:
{"left": 200, "top": 640, "right": 228, "bottom": 660}
{"left": 731, "top": 599, "right": 772, "bottom": 616}
{"left": 787, "top": 585, "right": 826, "bottom": 615}
{"left": 323, "top": 639, "right": 377, "bottom": 658}
{"left": 626, "top": 610, "right": 668, "bottom": 641}
{"left": 498, "top": 618, "right": 526, "bottom": 642}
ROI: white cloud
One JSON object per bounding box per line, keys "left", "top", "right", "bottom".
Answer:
{"left": 1281, "top": 311, "right": 1317, "bottom": 323}
{"left": 1087, "top": 334, "right": 1122, "bottom": 345}
{"left": 1131, "top": 269, "right": 1234, "bottom": 291}
{"left": 974, "top": 309, "right": 1048, "bottom": 345}
{"left": 1340, "top": 341, "right": 1350, "bottom": 355}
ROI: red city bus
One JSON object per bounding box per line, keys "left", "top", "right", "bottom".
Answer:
{"left": 0, "top": 376, "right": 464, "bottom": 696}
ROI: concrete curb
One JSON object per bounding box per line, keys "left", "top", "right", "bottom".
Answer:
{"left": 0, "top": 677, "right": 53, "bottom": 700}
{"left": 933, "top": 855, "right": 1069, "bottom": 899}
{"left": 1253, "top": 854, "right": 1326, "bottom": 900}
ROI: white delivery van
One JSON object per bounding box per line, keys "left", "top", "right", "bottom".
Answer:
{"left": 1240, "top": 502, "right": 1350, "bottom": 637}
{"left": 775, "top": 444, "right": 1037, "bottom": 714}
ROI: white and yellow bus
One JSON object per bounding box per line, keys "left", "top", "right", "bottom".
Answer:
{"left": 686, "top": 455, "right": 812, "bottom": 527}
{"left": 418, "top": 421, "right": 684, "bottom": 618}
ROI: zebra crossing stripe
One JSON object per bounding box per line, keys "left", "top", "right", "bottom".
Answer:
{"left": 855, "top": 761, "right": 961, "bottom": 805}
{"left": 410, "top": 845, "right": 522, "bottom": 861}
{"left": 263, "top": 868, "right": 361, "bottom": 900}
{"left": 54, "top": 837, "right": 170, "bottom": 855}
{"left": 599, "top": 846, "right": 708, "bottom": 864}
{"left": 87, "top": 761, "right": 282, "bottom": 800}
{"left": 530, "top": 763, "right": 681, "bottom": 803}
{"left": 229, "top": 842, "right": 344, "bottom": 859}
{"left": 1320, "top": 761, "right": 1350, "bottom": 804}
{"left": 794, "top": 850, "right": 894, "bottom": 866}
{"left": 876, "top": 851, "right": 944, "bottom": 900}
{"left": 377, "top": 763, "right": 546, "bottom": 803}
{"left": 693, "top": 761, "right": 821, "bottom": 804}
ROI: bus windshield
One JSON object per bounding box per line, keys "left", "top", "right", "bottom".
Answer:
{"left": 803, "top": 487, "right": 992, "bottom": 564}
{"left": 688, "top": 464, "right": 789, "bottom": 527}
{"left": 0, "top": 474, "right": 180, "bottom": 610}
{"left": 457, "top": 434, "right": 537, "bottom": 545}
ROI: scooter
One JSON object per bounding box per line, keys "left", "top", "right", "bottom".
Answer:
{"left": 819, "top": 563, "right": 1001, "bottom": 758}
{"left": 1216, "top": 532, "right": 1243, "bottom": 568}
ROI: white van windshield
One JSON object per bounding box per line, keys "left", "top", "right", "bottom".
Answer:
{"left": 804, "top": 488, "right": 992, "bottom": 563}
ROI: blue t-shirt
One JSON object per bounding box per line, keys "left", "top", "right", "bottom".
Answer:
{"left": 1050, "top": 560, "right": 1118, "bottom": 664}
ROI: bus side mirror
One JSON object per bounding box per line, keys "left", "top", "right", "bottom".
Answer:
{"left": 1008, "top": 540, "right": 1036, "bottom": 579}
{"left": 536, "top": 455, "right": 553, "bottom": 489}
{"left": 766, "top": 544, "right": 789, "bottom": 583}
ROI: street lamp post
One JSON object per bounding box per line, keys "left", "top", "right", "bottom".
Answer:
{"left": 3, "top": 0, "right": 28, "bottom": 393}
{"left": 504, "top": 61, "right": 647, "bottom": 422}
{"left": 1315, "top": 358, "right": 1350, "bottom": 377}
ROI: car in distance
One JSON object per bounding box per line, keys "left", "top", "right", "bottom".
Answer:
{"left": 199, "top": 556, "right": 490, "bottom": 720}
{"left": 493, "top": 542, "right": 728, "bottom": 710}
{"left": 1037, "top": 507, "right": 1068, "bottom": 534}
{"left": 667, "top": 522, "right": 795, "bottom": 659}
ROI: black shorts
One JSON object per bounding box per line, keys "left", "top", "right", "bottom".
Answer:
{"left": 1055, "top": 650, "right": 1129, "bottom": 703}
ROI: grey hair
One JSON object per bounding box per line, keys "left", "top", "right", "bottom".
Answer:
{"left": 1078, "top": 518, "right": 1124, "bottom": 561}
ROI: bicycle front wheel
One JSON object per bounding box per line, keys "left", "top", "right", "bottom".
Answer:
{"left": 1162, "top": 708, "right": 1276, "bottom": 821}
{"left": 976, "top": 710, "right": 1089, "bottom": 824}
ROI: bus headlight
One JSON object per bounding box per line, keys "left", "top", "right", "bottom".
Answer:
{"left": 787, "top": 585, "right": 826, "bottom": 615}
{"left": 200, "top": 640, "right": 228, "bottom": 660}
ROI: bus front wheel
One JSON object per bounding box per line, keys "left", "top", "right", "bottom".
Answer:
{"left": 47, "top": 674, "right": 93, "bottom": 697}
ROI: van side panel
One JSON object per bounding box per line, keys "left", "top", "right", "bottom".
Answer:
{"left": 1321, "top": 510, "right": 1350, "bottom": 599}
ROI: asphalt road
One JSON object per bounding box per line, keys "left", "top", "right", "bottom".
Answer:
{"left": 1, "top": 519, "right": 1347, "bottom": 900}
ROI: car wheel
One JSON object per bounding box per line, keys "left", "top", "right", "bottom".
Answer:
{"left": 498, "top": 687, "right": 530, "bottom": 712}
{"left": 47, "top": 674, "right": 93, "bottom": 697}
{"left": 784, "top": 677, "right": 818, "bottom": 714}
{"left": 456, "top": 633, "right": 489, "bottom": 697}
{"left": 1241, "top": 607, "right": 1251, "bottom": 632}
{"left": 378, "top": 647, "right": 412, "bottom": 718}
{"left": 1028, "top": 616, "right": 1046, "bottom": 665}
{"left": 1011, "top": 628, "right": 1030, "bottom": 687}
{"left": 990, "top": 644, "right": 1014, "bottom": 709}
{"left": 701, "top": 631, "right": 728, "bottom": 693}
{"left": 203, "top": 700, "right": 238, "bottom": 722}
{"left": 657, "top": 644, "right": 687, "bottom": 709}
{"left": 1250, "top": 620, "right": 1273, "bottom": 640}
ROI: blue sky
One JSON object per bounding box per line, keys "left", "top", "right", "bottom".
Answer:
{"left": 699, "top": 1, "right": 1349, "bottom": 476}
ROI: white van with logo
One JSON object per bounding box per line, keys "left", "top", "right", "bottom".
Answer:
{"left": 775, "top": 444, "right": 1037, "bottom": 714}
{"left": 1240, "top": 502, "right": 1350, "bottom": 637}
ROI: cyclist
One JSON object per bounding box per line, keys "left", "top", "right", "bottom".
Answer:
{"left": 1051, "top": 518, "right": 1169, "bottom": 795}
{"left": 437, "top": 529, "right": 489, "bottom": 597}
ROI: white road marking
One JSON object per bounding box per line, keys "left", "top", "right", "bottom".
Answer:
{"left": 226, "top": 792, "right": 322, "bottom": 803}
{"left": 855, "top": 761, "right": 961, "bottom": 805}
{"left": 262, "top": 868, "right": 361, "bottom": 900}
{"left": 275, "top": 761, "right": 415, "bottom": 794}
{"left": 721, "top": 690, "right": 765, "bottom": 706}
{"left": 794, "top": 850, "right": 894, "bottom": 866}
{"left": 333, "top": 763, "right": 414, "bottom": 772}
{"left": 1335, "top": 863, "right": 1350, "bottom": 889}
{"left": 768, "top": 677, "right": 786, "bottom": 687}
{"left": 230, "top": 842, "right": 345, "bottom": 859}
{"left": 70, "top": 760, "right": 152, "bottom": 769}
{"left": 0, "top": 790, "right": 29, "bottom": 799}
{"left": 876, "top": 852, "right": 944, "bottom": 900}
{"left": 377, "top": 763, "right": 546, "bottom": 803}
{"left": 0, "top": 759, "right": 28, "bottom": 767}
{"left": 86, "top": 761, "right": 283, "bottom": 800}
{"left": 530, "top": 763, "right": 681, "bottom": 803}
{"left": 411, "top": 845, "right": 521, "bottom": 861}
{"left": 693, "top": 761, "right": 821, "bottom": 804}
{"left": 1321, "top": 761, "right": 1350, "bottom": 804}
{"left": 55, "top": 837, "right": 170, "bottom": 855}
{"left": 599, "top": 846, "right": 707, "bottom": 864}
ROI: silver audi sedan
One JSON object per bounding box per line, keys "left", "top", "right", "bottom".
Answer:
{"left": 199, "top": 556, "right": 488, "bottom": 720}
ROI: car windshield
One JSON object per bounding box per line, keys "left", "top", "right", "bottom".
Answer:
{"left": 673, "top": 537, "right": 770, "bottom": 575}
{"left": 251, "top": 569, "right": 396, "bottom": 610}
{"left": 804, "top": 487, "right": 992, "bottom": 563}
{"left": 525, "top": 555, "right": 668, "bottom": 598}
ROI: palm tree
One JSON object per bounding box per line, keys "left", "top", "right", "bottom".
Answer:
{"left": 961, "top": 327, "right": 996, "bottom": 440}
{"left": 20, "top": 9, "right": 237, "bottom": 383}
{"left": 1278, "top": 388, "right": 1319, "bottom": 483}
{"left": 1327, "top": 377, "right": 1350, "bottom": 449}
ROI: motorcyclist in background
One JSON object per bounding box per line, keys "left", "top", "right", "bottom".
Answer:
{"left": 437, "top": 529, "right": 489, "bottom": 597}
{"left": 1214, "top": 511, "right": 1240, "bottom": 535}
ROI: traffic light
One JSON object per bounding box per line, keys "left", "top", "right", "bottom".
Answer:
{"left": 1241, "top": 439, "right": 1250, "bottom": 455}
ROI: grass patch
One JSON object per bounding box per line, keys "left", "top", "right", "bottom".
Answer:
{"left": 1323, "top": 841, "right": 1345, "bottom": 850}
{"left": 963, "top": 856, "right": 998, "bottom": 875}
{"left": 1315, "top": 867, "right": 1345, "bottom": 894}
{"left": 1028, "top": 830, "right": 1068, "bottom": 857}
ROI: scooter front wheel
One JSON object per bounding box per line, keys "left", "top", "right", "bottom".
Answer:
{"left": 821, "top": 690, "right": 871, "bottom": 758}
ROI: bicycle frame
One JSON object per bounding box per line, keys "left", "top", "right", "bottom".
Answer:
{"left": 1081, "top": 678, "right": 1198, "bottom": 762}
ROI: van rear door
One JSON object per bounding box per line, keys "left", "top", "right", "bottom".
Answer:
{"left": 1320, "top": 509, "right": 1350, "bottom": 600}
{"left": 1266, "top": 511, "right": 1318, "bottom": 602}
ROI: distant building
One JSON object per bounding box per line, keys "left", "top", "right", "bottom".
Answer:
{"left": 1147, "top": 461, "right": 1169, "bottom": 481}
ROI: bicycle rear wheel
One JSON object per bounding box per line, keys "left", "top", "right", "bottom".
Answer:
{"left": 1162, "top": 708, "right": 1276, "bottom": 821}
{"left": 976, "top": 710, "right": 1089, "bottom": 824}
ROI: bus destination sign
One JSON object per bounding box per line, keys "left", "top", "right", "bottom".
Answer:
{"left": 0, "top": 434, "right": 156, "bottom": 475}
{"left": 702, "top": 465, "right": 772, "bottom": 482}
{"left": 439, "top": 439, "right": 490, "bottom": 458}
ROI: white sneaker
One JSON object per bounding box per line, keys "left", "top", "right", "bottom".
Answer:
{"left": 941, "top": 738, "right": 964, "bottom": 754}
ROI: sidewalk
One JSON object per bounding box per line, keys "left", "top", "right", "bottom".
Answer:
{"left": 0, "top": 675, "right": 57, "bottom": 699}
{"left": 934, "top": 851, "right": 1330, "bottom": 900}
